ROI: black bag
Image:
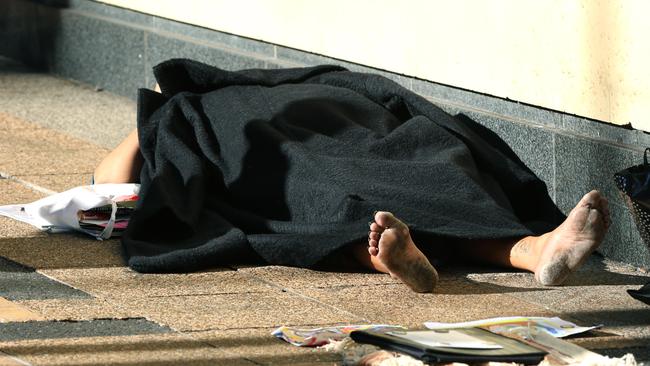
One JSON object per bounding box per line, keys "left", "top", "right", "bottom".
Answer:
{"left": 614, "top": 147, "right": 650, "bottom": 305}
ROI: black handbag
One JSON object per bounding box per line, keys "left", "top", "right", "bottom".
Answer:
{"left": 614, "top": 148, "right": 650, "bottom": 305}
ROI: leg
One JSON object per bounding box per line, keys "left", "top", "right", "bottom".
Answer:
{"left": 353, "top": 211, "right": 438, "bottom": 293}
{"left": 93, "top": 128, "right": 143, "bottom": 184}
{"left": 455, "top": 190, "right": 610, "bottom": 285}
{"left": 352, "top": 190, "right": 609, "bottom": 291}
{"left": 93, "top": 84, "right": 161, "bottom": 184}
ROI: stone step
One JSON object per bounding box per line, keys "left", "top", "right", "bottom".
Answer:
{"left": 0, "top": 56, "right": 135, "bottom": 150}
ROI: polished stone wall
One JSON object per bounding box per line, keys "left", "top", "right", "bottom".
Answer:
{"left": 2, "top": 0, "right": 649, "bottom": 268}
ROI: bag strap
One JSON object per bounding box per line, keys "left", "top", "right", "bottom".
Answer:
{"left": 98, "top": 199, "right": 117, "bottom": 240}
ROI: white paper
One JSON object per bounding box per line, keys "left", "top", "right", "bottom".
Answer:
{"left": 387, "top": 330, "right": 502, "bottom": 349}
{"left": 424, "top": 316, "right": 599, "bottom": 338}
{"left": 0, "top": 183, "right": 139, "bottom": 240}
{"left": 272, "top": 324, "right": 405, "bottom": 347}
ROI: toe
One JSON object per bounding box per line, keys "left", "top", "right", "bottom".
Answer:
{"left": 369, "top": 238, "right": 379, "bottom": 247}
{"left": 374, "top": 211, "right": 394, "bottom": 228}
{"left": 369, "top": 232, "right": 381, "bottom": 242}
{"left": 369, "top": 222, "right": 383, "bottom": 233}
{"left": 368, "top": 246, "right": 379, "bottom": 256}
{"left": 594, "top": 195, "right": 611, "bottom": 228}
{"left": 600, "top": 195, "right": 609, "bottom": 208}
{"left": 600, "top": 196, "right": 610, "bottom": 216}
{"left": 374, "top": 211, "right": 406, "bottom": 231}
{"left": 579, "top": 190, "right": 601, "bottom": 208}
{"left": 599, "top": 211, "right": 612, "bottom": 230}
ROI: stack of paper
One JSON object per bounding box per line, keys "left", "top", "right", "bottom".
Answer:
{"left": 0, "top": 184, "right": 140, "bottom": 240}
{"left": 78, "top": 193, "right": 138, "bottom": 237}
{"left": 423, "top": 316, "right": 600, "bottom": 338}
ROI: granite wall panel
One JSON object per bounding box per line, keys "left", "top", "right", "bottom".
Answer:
{"left": 554, "top": 134, "right": 648, "bottom": 267}
{"left": 412, "top": 78, "right": 562, "bottom": 129}
{"left": 555, "top": 134, "right": 637, "bottom": 212}
{"left": 49, "top": 11, "right": 146, "bottom": 98}
{"left": 455, "top": 110, "right": 556, "bottom": 200}
{"left": 151, "top": 17, "right": 274, "bottom": 57}
{"left": 144, "top": 32, "right": 266, "bottom": 89}
{"left": 66, "top": 0, "right": 153, "bottom": 27}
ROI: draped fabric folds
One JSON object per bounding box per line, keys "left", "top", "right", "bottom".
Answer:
{"left": 121, "top": 59, "right": 563, "bottom": 273}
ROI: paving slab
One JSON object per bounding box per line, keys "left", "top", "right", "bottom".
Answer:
{"left": 0, "top": 216, "right": 45, "bottom": 239}
{"left": 498, "top": 284, "right": 650, "bottom": 327}
{"left": 0, "top": 179, "right": 46, "bottom": 204}
{"left": 0, "top": 179, "right": 49, "bottom": 238}
{"left": 0, "top": 128, "right": 97, "bottom": 154}
{"left": 0, "top": 318, "right": 171, "bottom": 342}
{"left": 298, "top": 281, "right": 555, "bottom": 328}
{"left": 0, "top": 112, "right": 106, "bottom": 193}
{"left": 0, "top": 350, "right": 26, "bottom": 366}
{"left": 0, "top": 113, "right": 109, "bottom": 179}
{"left": 0, "top": 67, "right": 136, "bottom": 149}
{"left": 557, "top": 288, "right": 650, "bottom": 333}
{"left": 0, "top": 297, "right": 44, "bottom": 322}
{"left": 0, "top": 235, "right": 124, "bottom": 270}
{"left": 0, "top": 112, "right": 36, "bottom": 130}
{"left": 466, "top": 255, "right": 650, "bottom": 290}
{"left": 571, "top": 331, "right": 650, "bottom": 352}
{"left": 501, "top": 286, "right": 650, "bottom": 355}
{"left": 0, "top": 149, "right": 107, "bottom": 176}
{"left": 116, "top": 290, "right": 364, "bottom": 331}
{"left": 14, "top": 173, "right": 93, "bottom": 193}
{"left": 236, "top": 265, "right": 401, "bottom": 289}
{"left": 466, "top": 271, "right": 647, "bottom": 309}
{"left": 465, "top": 257, "right": 650, "bottom": 336}
{"left": 40, "top": 266, "right": 276, "bottom": 299}
{"left": 0, "top": 333, "right": 255, "bottom": 366}
{"left": 0, "top": 112, "right": 112, "bottom": 160}
{"left": 189, "top": 327, "right": 340, "bottom": 365}
{"left": 16, "top": 299, "right": 135, "bottom": 322}
{"left": 465, "top": 263, "right": 650, "bottom": 359}
{"left": 0, "top": 256, "right": 90, "bottom": 301}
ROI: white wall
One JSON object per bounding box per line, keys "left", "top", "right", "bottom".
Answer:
{"left": 99, "top": 0, "right": 650, "bottom": 131}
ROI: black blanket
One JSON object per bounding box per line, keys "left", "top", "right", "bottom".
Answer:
{"left": 122, "top": 59, "right": 563, "bottom": 273}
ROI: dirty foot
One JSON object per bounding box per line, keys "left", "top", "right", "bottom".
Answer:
{"left": 534, "top": 190, "right": 610, "bottom": 285}
{"left": 368, "top": 212, "right": 438, "bottom": 292}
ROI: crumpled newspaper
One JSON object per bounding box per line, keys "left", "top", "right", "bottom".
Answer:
{"left": 424, "top": 316, "right": 599, "bottom": 338}
{"left": 272, "top": 324, "right": 405, "bottom": 347}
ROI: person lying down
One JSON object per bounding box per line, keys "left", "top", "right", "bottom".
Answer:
{"left": 94, "top": 59, "right": 610, "bottom": 293}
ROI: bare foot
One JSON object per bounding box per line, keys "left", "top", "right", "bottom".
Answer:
{"left": 533, "top": 190, "right": 610, "bottom": 285}
{"left": 368, "top": 212, "right": 438, "bottom": 292}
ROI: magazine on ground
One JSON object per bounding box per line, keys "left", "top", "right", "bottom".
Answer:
{"left": 350, "top": 327, "right": 547, "bottom": 364}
